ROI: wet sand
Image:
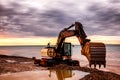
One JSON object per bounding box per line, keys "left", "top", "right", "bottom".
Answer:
{"left": 0, "top": 70, "right": 90, "bottom": 80}
{"left": 0, "top": 55, "right": 120, "bottom": 80}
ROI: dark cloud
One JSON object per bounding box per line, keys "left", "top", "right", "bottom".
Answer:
{"left": 0, "top": 1, "right": 120, "bottom": 37}
{"left": 0, "top": 2, "right": 75, "bottom": 37}
{"left": 84, "top": 2, "right": 120, "bottom": 36}
{"left": 40, "top": 10, "right": 74, "bottom": 25}
{"left": 88, "top": 4, "right": 120, "bottom": 26}
{"left": 110, "top": 0, "right": 120, "bottom": 3}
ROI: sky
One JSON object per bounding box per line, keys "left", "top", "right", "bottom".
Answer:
{"left": 0, "top": 0, "right": 120, "bottom": 45}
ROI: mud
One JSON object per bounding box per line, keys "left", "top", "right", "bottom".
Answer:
{"left": 0, "top": 55, "right": 120, "bottom": 80}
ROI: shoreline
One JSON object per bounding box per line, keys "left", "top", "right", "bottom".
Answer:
{"left": 0, "top": 55, "right": 120, "bottom": 80}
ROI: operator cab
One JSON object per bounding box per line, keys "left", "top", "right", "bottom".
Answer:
{"left": 61, "top": 42, "right": 72, "bottom": 60}
{"left": 63, "top": 42, "right": 72, "bottom": 56}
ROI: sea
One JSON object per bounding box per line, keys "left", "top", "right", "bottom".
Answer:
{"left": 0, "top": 45, "right": 120, "bottom": 75}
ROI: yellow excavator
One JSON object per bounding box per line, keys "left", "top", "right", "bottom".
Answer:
{"left": 33, "top": 22, "right": 106, "bottom": 68}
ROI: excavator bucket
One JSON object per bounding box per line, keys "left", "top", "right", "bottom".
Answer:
{"left": 82, "top": 42, "right": 106, "bottom": 68}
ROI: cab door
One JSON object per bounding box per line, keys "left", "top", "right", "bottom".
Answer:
{"left": 63, "top": 43, "right": 72, "bottom": 56}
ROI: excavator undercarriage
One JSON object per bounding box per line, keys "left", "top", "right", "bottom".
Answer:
{"left": 33, "top": 22, "right": 106, "bottom": 68}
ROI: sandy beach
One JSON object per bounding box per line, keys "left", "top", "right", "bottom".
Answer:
{"left": 0, "top": 55, "right": 120, "bottom": 80}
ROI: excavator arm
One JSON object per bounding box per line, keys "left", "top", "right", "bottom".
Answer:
{"left": 55, "top": 22, "right": 106, "bottom": 68}
{"left": 55, "top": 22, "right": 89, "bottom": 53}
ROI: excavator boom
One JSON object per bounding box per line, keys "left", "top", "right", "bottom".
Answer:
{"left": 55, "top": 22, "right": 106, "bottom": 68}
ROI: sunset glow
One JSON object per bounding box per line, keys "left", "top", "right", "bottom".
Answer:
{"left": 0, "top": 36, "right": 120, "bottom": 46}
{"left": 0, "top": 37, "right": 56, "bottom": 46}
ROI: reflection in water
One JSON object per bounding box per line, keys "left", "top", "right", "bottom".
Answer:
{"left": 49, "top": 70, "right": 73, "bottom": 80}
{"left": 49, "top": 70, "right": 89, "bottom": 80}
{"left": 0, "top": 70, "right": 89, "bottom": 80}
{"left": 0, "top": 50, "right": 9, "bottom": 55}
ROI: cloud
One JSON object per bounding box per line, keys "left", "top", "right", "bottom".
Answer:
{"left": 110, "top": 0, "right": 120, "bottom": 3}
{"left": 84, "top": 2, "right": 120, "bottom": 36}
{"left": 0, "top": 1, "right": 76, "bottom": 37}
{"left": 0, "top": 0, "right": 120, "bottom": 38}
{"left": 0, "top": 3, "right": 53, "bottom": 37}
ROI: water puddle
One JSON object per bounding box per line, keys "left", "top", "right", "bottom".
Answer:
{"left": 6, "top": 60, "right": 16, "bottom": 63}
{"left": 0, "top": 70, "right": 89, "bottom": 80}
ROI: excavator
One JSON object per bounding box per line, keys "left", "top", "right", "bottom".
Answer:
{"left": 33, "top": 22, "right": 106, "bottom": 68}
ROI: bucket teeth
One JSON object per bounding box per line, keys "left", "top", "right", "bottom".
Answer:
{"left": 89, "top": 63, "right": 106, "bottom": 68}
{"left": 89, "top": 63, "right": 91, "bottom": 67}
{"left": 104, "top": 64, "right": 106, "bottom": 68}
{"left": 94, "top": 63, "right": 96, "bottom": 68}
{"left": 99, "top": 64, "right": 101, "bottom": 68}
